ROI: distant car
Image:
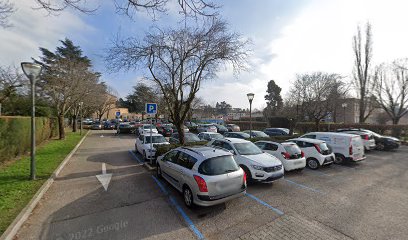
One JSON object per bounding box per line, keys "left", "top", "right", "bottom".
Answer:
{"left": 156, "top": 146, "right": 247, "bottom": 207}
{"left": 336, "top": 128, "right": 400, "bottom": 151}
{"left": 138, "top": 124, "right": 158, "bottom": 135}
{"left": 91, "top": 122, "right": 103, "bottom": 130}
{"left": 340, "top": 131, "right": 376, "bottom": 151}
{"left": 103, "top": 121, "right": 116, "bottom": 130}
{"left": 197, "top": 132, "right": 225, "bottom": 141}
{"left": 264, "top": 128, "right": 289, "bottom": 136}
{"left": 172, "top": 125, "right": 190, "bottom": 133}
{"left": 184, "top": 121, "right": 198, "bottom": 130}
{"left": 243, "top": 130, "right": 269, "bottom": 138}
{"left": 197, "top": 124, "right": 218, "bottom": 133}
{"left": 254, "top": 141, "right": 306, "bottom": 171}
{"left": 157, "top": 125, "right": 174, "bottom": 137}
{"left": 213, "top": 124, "right": 229, "bottom": 134}
{"left": 223, "top": 132, "right": 250, "bottom": 139}
{"left": 287, "top": 138, "right": 335, "bottom": 170}
{"left": 300, "top": 132, "right": 365, "bottom": 164}
{"left": 169, "top": 132, "right": 202, "bottom": 144}
{"left": 207, "top": 138, "right": 284, "bottom": 183}
{"left": 117, "top": 123, "right": 133, "bottom": 134}
{"left": 135, "top": 133, "right": 170, "bottom": 160}
{"left": 226, "top": 124, "right": 240, "bottom": 132}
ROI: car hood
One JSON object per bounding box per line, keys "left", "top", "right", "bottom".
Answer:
{"left": 144, "top": 142, "right": 170, "bottom": 149}
{"left": 241, "top": 153, "right": 282, "bottom": 167}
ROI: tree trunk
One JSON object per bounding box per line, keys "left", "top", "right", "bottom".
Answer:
{"left": 58, "top": 114, "right": 65, "bottom": 139}
{"left": 176, "top": 122, "right": 185, "bottom": 145}
{"left": 392, "top": 117, "right": 401, "bottom": 138}
{"left": 315, "top": 119, "right": 320, "bottom": 131}
{"left": 72, "top": 115, "right": 77, "bottom": 132}
{"left": 359, "top": 97, "right": 365, "bottom": 123}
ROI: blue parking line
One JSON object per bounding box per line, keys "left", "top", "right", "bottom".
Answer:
{"left": 128, "top": 150, "right": 143, "bottom": 163}
{"left": 284, "top": 179, "right": 323, "bottom": 194}
{"left": 245, "top": 193, "right": 284, "bottom": 216}
{"left": 151, "top": 176, "right": 205, "bottom": 240}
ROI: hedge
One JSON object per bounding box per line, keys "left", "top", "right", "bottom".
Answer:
{"left": 226, "top": 121, "right": 268, "bottom": 131}
{"left": 295, "top": 122, "right": 408, "bottom": 135}
{"left": 0, "top": 117, "right": 58, "bottom": 164}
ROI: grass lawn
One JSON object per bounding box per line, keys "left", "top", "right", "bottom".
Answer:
{"left": 0, "top": 131, "right": 86, "bottom": 235}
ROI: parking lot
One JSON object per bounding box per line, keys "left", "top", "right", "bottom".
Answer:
{"left": 16, "top": 130, "right": 408, "bottom": 240}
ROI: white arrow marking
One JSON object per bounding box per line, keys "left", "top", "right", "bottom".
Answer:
{"left": 96, "top": 163, "right": 112, "bottom": 191}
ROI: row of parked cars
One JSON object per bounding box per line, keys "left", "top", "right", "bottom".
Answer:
{"left": 134, "top": 126, "right": 400, "bottom": 208}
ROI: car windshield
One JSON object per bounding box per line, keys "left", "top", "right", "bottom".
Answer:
{"left": 145, "top": 136, "right": 167, "bottom": 143}
{"left": 185, "top": 134, "right": 200, "bottom": 142}
{"left": 198, "top": 155, "right": 240, "bottom": 176}
{"left": 319, "top": 143, "right": 330, "bottom": 151}
{"left": 233, "top": 142, "right": 263, "bottom": 155}
{"left": 238, "top": 132, "right": 250, "bottom": 138}
{"left": 247, "top": 131, "right": 268, "bottom": 137}
{"left": 211, "top": 133, "right": 224, "bottom": 139}
{"left": 283, "top": 144, "right": 301, "bottom": 154}
{"left": 143, "top": 125, "right": 155, "bottom": 129}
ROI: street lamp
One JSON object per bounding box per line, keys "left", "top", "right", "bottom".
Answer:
{"left": 21, "top": 62, "right": 42, "bottom": 180}
{"left": 247, "top": 93, "right": 255, "bottom": 139}
{"left": 341, "top": 103, "right": 348, "bottom": 123}
{"left": 79, "top": 102, "right": 83, "bottom": 136}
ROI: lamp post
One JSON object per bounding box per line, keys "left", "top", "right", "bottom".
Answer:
{"left": 79, "top": 102, "right": 83, "bottom": 136}
{"left": 21, "top": 62, "right": 42, "bottom": 180}
{"left": 247, "top": 93, "right": 255, "bottom": 139}
{"left": 341, "top": 103, "right": 348, "bottom": 123}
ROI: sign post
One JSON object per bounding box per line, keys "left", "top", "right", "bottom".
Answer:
{"left": 145, "top": 103, "right": 158, "bottom": 165}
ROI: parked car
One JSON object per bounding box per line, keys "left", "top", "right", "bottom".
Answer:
{"left": 213, "top": 124, "right": 229, "bottom": 134}
{"left": 243, "top": 130, "right": 269, "bottom": 138}
{"left": 172, "top": 125, "right": 190, "bottom": 133}
{"left": 263, "top": 128, "right": 289, "bottom": 136}
{"left": 169, "top": 132, "right": 202, "bottom": 144}
{"left": 197, "top": 124, "right": 218, "bottom": 133}
{"left": 156, "top": 146, "right": 247, "bottom": 207}
{"left": 254, "top": 141, "right": 306, "bottom": 171}
{"left": 339, "top": 131, "right": 376, "bottom": 151}
{"left": 138, "top": 124, "right": 158, "bottom": 135}
{"left": 223, "top": 132, "right": 250, "bottom": 140}
{"left": 157, "top": 125, "right": 174, "bottom": 137}
{"left": 103, "top": 121, "right": 116, "bottom": 130}
{"left": 207, "top": 138, "right": 284, "bottom": 183}
{"left": 336, "top": 128, "right": 400, "bottom": 151}
{"left": 287, "top": 138, "right": 335, "bottom": 169}
{"left": 226, "top": 124, "right": 240, "bottom": 132}
{"left": 184, "top": 121, "right": 198, "bottom": 131}
{"left": 91, "top": 121, "right": 103, "bottom": 130}
{"left": 198, "top": 132, "right": 225, "bottom": 141}
{"left": 300, "top": 132, "right": 365, "bottom": 164}
{"left": 135, "top": 133, "right": 170, "bottom": 160}
{"left": 117, "top": 123, "right": 133, "bottom": 134}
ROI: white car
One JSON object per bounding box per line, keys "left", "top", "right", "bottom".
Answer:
{"left": 135, "top": 133, "right": 170, "bottom": 160}
{"left": 138, "top": 124, "right": 158, "bottom": 135}
{"left": 207, "top": 138, "right": 284, "bottom": 183}
{"left": 340, "top": 131, "right": 376, "bottom": 151}
{"left": 287, "top": 138, "right": 335, "bottom": 170}
{"left": 254, "top": 141, "right": 306, "bottom": 171}
{"left": 300, "top": 132, "right": 366, "bottom": 164}
{"left": 197, "top": 132, "right": 224, "bottom": 141}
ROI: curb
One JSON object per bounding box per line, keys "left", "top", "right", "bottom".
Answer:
{"left": 0, "top": 130, "right": 90, "bottom": 240}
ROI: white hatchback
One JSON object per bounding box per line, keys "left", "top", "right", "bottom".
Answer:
{"left": 254, "top": 141, "right": 306, "bottom": 171}
{"left": 135, "top": 133, "right": 169, "bottom": 160}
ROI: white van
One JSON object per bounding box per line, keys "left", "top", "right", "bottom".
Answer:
{"left": 300, "top": 132, "right": 365, "bottom": 164}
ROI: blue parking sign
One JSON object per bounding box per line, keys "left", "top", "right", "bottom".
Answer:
{"left": 145, "top": 103, "right": 157, "bottom": 114}
{"left": 115, "top": 111, "right": 120, "bottom": 117}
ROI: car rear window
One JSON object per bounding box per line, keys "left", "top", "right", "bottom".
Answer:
{"left": 283, "top": 144, "right": 301, "bottom": 154}
{"left": 198, "top": 155, "right": 240, "bottom": 176}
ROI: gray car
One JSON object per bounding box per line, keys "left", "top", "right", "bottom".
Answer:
{"left": 156, "top": 146, "right": 247, "bottom": 207}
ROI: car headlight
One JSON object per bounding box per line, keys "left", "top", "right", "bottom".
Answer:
{"left": 252, "top": 165, "right": 264, "bottom": 170}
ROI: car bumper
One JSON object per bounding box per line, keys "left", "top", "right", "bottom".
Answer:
{"left": 195, "top": 189, "right": 246, "bottom": 207}
{"left": 347, "top": 155, "right": 366, "bottom": 162}
{"left": 283, "top": 158, "right": 306, "bottom": 171}
{"left": 251, "top": 169, "right": 285, "bottom": 183}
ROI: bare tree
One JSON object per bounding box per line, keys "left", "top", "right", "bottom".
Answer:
{"left": 353, "top": 22, "right": 375, "bottom": 123}
{"left": 93, "top": 84, "right": 118, "bottom": 120}
{"left": 289, "top": 72, "right": 344, "bottom": 130}
{"left": 0, "top": 0, "right": 14, "bottom": 28}
{"left": 106, "top": 19, "right": 250, "bottom": 143}
{"left": 0, "top": 65, "right": 25, "bottom": 104}
{"left": 373, "top": 59, "right": 408, "bottom": 135}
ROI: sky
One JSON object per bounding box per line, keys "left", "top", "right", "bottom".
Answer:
{"left": 1, "top": 0, "right": 408, "bottom": 110}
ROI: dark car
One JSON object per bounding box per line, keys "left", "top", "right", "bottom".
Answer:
{"left": 213, "top": 124, "right": 229, "bottom": 134}
{"left": 223, "top": 132, "right": 250, "bottom": 139}
{"left": 264, "top": 128, "right": 289, "bottom": 136}
{"left": 169, "top": 132, "right": 202, "bottom": 144}
{"left": 91, "top": 121, "right": 103, "bottom": 130}
{"left": 336, "top": 128, "right": 400, "bottom": 150}
{"left": 184, "top": 121, "right": 198, "bottom": 131}
{"left": 104, "top": 121, "right": 116, "bottom": 130}
{"left": 226, "top": 124, "right": 240, "bottom": 132}
{"left": 157, "top": 125, "right": 173, "bottom": 137}
{"left": 117, "top": 123, "right": 133, "bottom": 134}
{"left": 243, "top": 130, "right": 269, "bottom": 138}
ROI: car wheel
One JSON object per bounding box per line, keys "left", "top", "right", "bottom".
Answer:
{"left": 334, "top": 154, "right": 345, "bottom": 164}
{"left": 156, "top": 164, "right": 162, "bottom": 178}
{"left": 306, "top": 158, "right": 319, "bottom": 170}
{"left": 183, "top": 186, "right": 194, "bottom": 208}
{"left": 376, "top": 143, "right": 385, "bottom": 151}
{"left": 240, "top": 165, "right": 253, "bottom": 183}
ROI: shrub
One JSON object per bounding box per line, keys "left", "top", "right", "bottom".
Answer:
{"left": 0, "top": 117, "right": 58, "bottom": 164}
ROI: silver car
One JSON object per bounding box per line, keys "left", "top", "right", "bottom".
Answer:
{"left": 156, "top": 146, "right": 247, "bottom": 207}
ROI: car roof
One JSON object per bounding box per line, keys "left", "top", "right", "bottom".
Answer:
{"left": 141, "top": 133, "right": 163, "bottom": 137}
{"left": 223, "top": 137, "right": 249, "bottom": 143}
{"left": 201, "top": 132, "right": 221, "bottom": 135}
{"left": 255, "top": 140, "right": 280, "bottom": 145}
{"left": 179, "top": 146, "right": 231, "bottom": 160}
{"left": 306, "top": 132, "right": 359, "bottom": 138}
{"left": 289, "top": 138, "right": 326, "bottom": 144}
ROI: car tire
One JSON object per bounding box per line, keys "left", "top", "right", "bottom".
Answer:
{"left": 183, "top": 186, "right": 194, "bottom": 208}
{"left": 156, "top": 164, "right": 162, "bottom": 179}
{"left": 376, "top": 142, "right": 385, "bottom": 151}
{"left": 334, "top": 154, "right": 346, "bottom": 164}
{"left": 240, "top": 165, "right": 253, "bottom": 183}
{"left": 306, "top": 158, "right": 319, "bottom": 170}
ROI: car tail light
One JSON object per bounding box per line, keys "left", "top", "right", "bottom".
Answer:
{"left": 363, "top": 135, "right": 369, "bottom": 140}
{"left": 243, "top": 172, "right": 247, "bottom": 185}
{"left": 349, "top": 145, "right": 353, "bottom": 155}
{"left": 314, "top": 144, "right": 321, "bottom": 153}
{"left": 281, "top": 152, "right": 291, "bottom": 159}
{"left": 301, "top": 151, "right": 305, "bottom": 158}
{"left": 193, "top": 175, "right": 208, "bottom": 192}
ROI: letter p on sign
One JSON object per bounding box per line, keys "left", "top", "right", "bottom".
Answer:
{"left": 145, "top": 103, "right": 157, "bottom": 115}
